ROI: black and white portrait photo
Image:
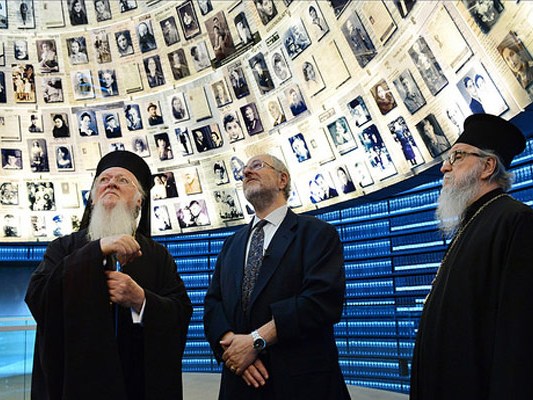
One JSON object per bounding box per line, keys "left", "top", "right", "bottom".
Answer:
{"left": 71, "top": 69, "right": 94, "bottom": 100}
{"left": 211, "top": 79, "right": 232, "bottom": 108}
{"left": 283, "top": 19, "right": 311, "bottom": 60}
{"left": 240, "top": 102, "right": 264, "bottom": 136}
{"left": 408, "top": 37, "right": 448, "bottom": 96}
{"left": 76, "top": 109, "right": 98, "bottom": 136}
{"left": 144, "top": 55, "right": 165, "bottom": 88}
{"left": 169, "top": 92, "right": 189, "bottom": 121}
{"left": 12, "top": 64, "right": 36, "bottom": 103}
{"left": 67, "top": 37, "right": 89, "bottom": 65}
{"left": 92, "top": 30, "right": 112, "bottom": 64}
{"left": 36, "top": 39, "right": 59, "bottom": 73}
{"left": 160, "top": 16, "right": 180, "bottom": 46}
{"left": 327, "top": 117, "right": 357, "bottom": 155}
{"left": 393, "top": 69, "right": 426, "bottom": 115}
{"left": 153, "top": 205, "right": 172, "bottom": 232}
{"left": 347, "top": 95, "right": 372, "bottom": 127}
{"left": 497, "top": 31, "right": 533, "bottom": 89}
{"left": 212, "top": 160, "right": 230, "bottom": 185}
{"left": 177, "top": 1, "right": 201, "bottom": 40}
{"left": 359, "top": 124, "right": 397, "bottom": 180}
{"left": 2, "top": 149, "right": 23, "bottom": 170}
{"left": 175, "top": 128, "right": 193, "bottom": 156}
{"left": 28, "top": 138, "right": 50, "bottom": 172}
{"left": 98, "top": 69, "right": 118, "bottom": 97}
{"left": 176, "top": 199, "right": 210, "bottom": 228}
{"left": 115, "top": 30, "right": 134, "bottom": 57}
{"left": 462, "top": 0, "right": 504, "bottom": 34}
{"left": 68, "top": 0, "right": 88, "bottom": 26}
{"left": 27, "top": 181, "right": 55, "bottom": 211}
{"left": 228, "top": 63, "right": 250, "bottom": 99}
{"left": 190, "top": 41, "right": 211, "bottom": 71}
{"left": 16, "top": 0, "right": 35, "bottom": 29}
{"left": 131, "top": 136, "right": 150, "bottom": 157}
{"left": 254, "top": 0, "right": 278, "bottom": 25}
{"left": 168, "top": 49, "right": 190, "bottom": 81}
{"left": 0, "top": 182, "right": 19, "bottom": 205}
{"left": 206, "top": 11, "right": 236, "bottom": 61}
{"left": 103, "top": 112, "right": 122, "bottom": 138}
{"left": 289, "top": 133, "right": 311, "bottom": 163}
{"left": 415, "top": 114, "right": 450, "bottom": 158}
{"left": 119, "top": 0, "right": 137, "bottom": 13}
{"left": 124, "top": 103, "right": 143, "bottom": 131}
{"left": 234, "top": 12, "right": 254, "bottom": 46}
{"left": 249, "top": 52, "right": 275, "bottom": 94}
{"left": 41, "top": 77, "right": 63, "bottom": 104}
{"left": 305, "top": 2, "right": 329, "bottom": 42}
{"left": 14, "top": 40, "right": 28, "bottom": 60}
{"left": 94, "top": 0, "right": 112, "bottom": 22}
{"left": 137, "top": 20, "right": 157, "bottom": 53}
{"left": 270, "top": 50, "right": 291, "bottom": 85}
{"left": 342, "top": 12, "right": 377, "bottom": 68}
{"left": 55, "top": 144, "right": 74, "bottom": 170}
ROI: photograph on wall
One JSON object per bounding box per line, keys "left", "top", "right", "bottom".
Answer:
{"left": 40, "top": 1, "right": 66, "bottom": 28}
{"left": 333, "top": 164, "right": 356, "bottom": 195}
{"left": 50, "top": 113, "right": 70, "bottom": 138}
{"left": 98, "top": 69, "right": 118, "bottom": 97}
{"left": 154, "top": 132, "right": 173, "bottom": 161}
{"left": 190, "top": 41, "right": 211, "bottom": 72}
{"left": 299, "top": 57, "right": 325, "bottom": 96}
{"left": 456, "top": 62, "right": 508, "bottom": 116}
{"left": 131, "top": 136, "right": 150, "bottom": 158}
{"left": 228, "top": 62, "right": 250, "bottom": 99}
{"left": 408, "top": 36, "right": 448, "bottom": 96}
{"left": 285, "top": 84, "right": 308, "bottom": 118}
{"left": 68, "top": 0, "right": 88, "bottom": 26}
{"left": 0, "top": 182, "right": 19, "bottom": 205}
{"left": 266, "top": 97, "right": 287, "bottom": 128}
{"left": 124, "top": 104, "right": 143, "bottom": 131}
{"left": 76, "top": 109, "right": 98, "bottom": 136}
{"left": 497, "top": 31, "right": 533, "bottom": 89}
{"left": 212, "top": 160, "right": 230, "bottom": 185}
{"left": 229, "top": 154, "right": 245, "bottom": 181}
{"left": 103, "top": 112, "right": 122, "bottom": 138}
{"left": 359, "top": 124, "right": 397, "bottom": 180}
{"left": 326, "top": 116, "right": 357, "bottom": 155}
{"left": 119, "top": 0, "right": 137, "bottom": 13}
{"left": 27, "top": 181, "right": 55, "bottom": 211}
{"left": 234, "top": 11, "right": 255, "bottom": 48}
{"left": 0, "top": 41, "right": 3, "bottom": 66}
{"left": 14, "top": 40, "right": 28, "bottom": 61}
{"left": 54, "top": 144, "right": 74, "bottom": 171}
{"left": 249, "top": 52, "right": 275, "bottom": 95}
{"left": 3, "top": 214, "right": 20, "bottom": 238}
{"left": 168, "top": 49, "right": 190, "bottom": 81}
{"left": 57, "top": 181, "right": 79, "bottom": 208}
{"left": 360, "top": 0, "right": 397, "bottom": 45}
{"left": 176, "top": 199, "right": 210, "bottom": 228}
{"left": 42, "top": 77, "right": 64, "bottom": 103}
{"left": 387, "top": 116, "right": 425, "bottom": 168}
{"left": 393, "top": 69, "right": 426, "bottom": 115}
{"left": 304, "top": 2, "right": 329, "bottom": 42}
{"left": 144, "top": 55, "right": 165, "bottom": 88}
{"left": 307, "top": 171, "right": 339, "bottom": 204}
{"left": 153, "top": 205, "right": 172, "bottom": 232}
{"left": 327, "top": 0, "right": 350, "bottom": 18}
{"left": 197, "top": 0, "right": 212, "bottom": 15}
{"left": 215, "top": 189, "right": 244, "bottom": 221}
{"left": 371, "top": 79, "right": 397, "bottom": 115}
{"left": 240, "top": 102, "right": 264, "bottom": 136}
{"left": 182, "top": 168, "right": 202, "bottom": 195}
{"left": 177, "top": 1, "right": 201, "bottom": 40}
{"left": 27, "top": 114, "right": 43, "bottom": 133}
{"left": 254, "top": 0, "right": 278, "bottom": 25}
{"left": 94, "top": 0, "right": 112, "bottom": 22}
{"left": 211, "top": 78, "right": 232, "bottom": 108}
{"left": 347, "top": 95, "right": 371, "bottom": 127}
{"left": 445, "top": 101, "right": 467, "bottom": 136}
{"left": 353, "top": 159, "right": 374, "bottom": 188}
{"left": 222, "top": 111, "right": 245, "bottom": 143}
{"left": 270, "top": 48, "right": 292, "bottom": 86}
{"left": 145, "top": 101, "right": 164, "bottom": 126}
{"left": 160, "top": 16, "right": 180, "bottom": 46}
{"left": 394, "top": 0, "right": 417, "bottom": 18}
{"left": 17, "top": 0, "right": 35, "bottom": 29}
{"left": 426, "top": 4, "right": 473, "bottom": 72}
{"left": 462, "top": 0, "right": 503, "bottom": 34}
{"left": 289, "top": 133, "right": 311, "bottom": 163}
{"left": 67, "top": 37, "right": 89, "bottom": 65}
{"left": 415, "top": 114, "right": 450, "bottom": 158}
{"left": 151, "top": 171, "right": 178, "bottom": 200}
{"left": 342, "top": 11, "right": 377, "bottom": 69}
{"left": 71, "top": 69, "right": 94, "bottom": 100}
{"left": 192, "top": 123, "right": 223, "bottom": 152}
{"left": 0, "top": 0, "right": 7, "bottom": 29}
{"left": 175, "top": 128, "right": 193, "bottom": 156}
{"left": 31, "top": 215, "right": 47, "bottom": 237}
{"left": 206, "top": 11, "right": 236, "bottom": 62}
{"left": 282, "top": 19, "right": 312, "bottom": 60}
{"left": 287, "top": 184, "right": 302, "bottom": 209}
{"left": 2, "top": 149, "right": 23, "bottom": 170}
{"left": 115, "top": 30, "right": 135, "bottom": 57}
{"left": 137, "top": 20, "right": 157, "bottom": 53}
{"left": 0, "top": 71, "right": 5, "bottom": 103}
{"left": 50, "top": 214, "right": 67, "bottom": 237}
{"left": 12, "top": 64, "right": 36, "bottom": 103}
{"left": 169, "top": 92, "right": 189, "bottom": 122}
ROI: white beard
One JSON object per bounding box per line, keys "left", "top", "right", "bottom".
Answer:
{"left": 436, "top": 164, "right": 483, "bottom": 238}
{"left": 87, "top": 200, "right": 138, "bottom": 240}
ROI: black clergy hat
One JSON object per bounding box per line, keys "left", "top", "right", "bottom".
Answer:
{"left": 456, "top": 113, "right": 526, "bottom": 169}
{"left": 80, "top": 151, "right": 154, "bottom": 236}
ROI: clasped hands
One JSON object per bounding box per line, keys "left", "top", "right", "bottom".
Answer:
{"left": 220, "top": 332, "right": 269, "bottom": 388}
{"left": 100, "top": 235, "right": 145, "bottom": 312}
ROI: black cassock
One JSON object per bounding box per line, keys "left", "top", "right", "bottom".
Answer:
{"left": 25, "top": 229, "right": 192, "bottom": 400}
{"left": 411, "top": 189, "right": 533, "bottom": 400}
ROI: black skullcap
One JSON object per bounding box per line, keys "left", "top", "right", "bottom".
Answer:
{"left": 80, "top": 151, "right": 154, "bottom": 236}
{"left": 456, "top": 113, "right": 526, "bottom": 169}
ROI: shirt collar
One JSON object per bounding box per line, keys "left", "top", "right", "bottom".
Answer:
{"left": 252, "top": 204, "right": 288, "bottom": 229}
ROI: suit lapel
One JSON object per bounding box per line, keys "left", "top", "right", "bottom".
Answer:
{"left": 248, "top": 210, "right": 297, "bottom": 310}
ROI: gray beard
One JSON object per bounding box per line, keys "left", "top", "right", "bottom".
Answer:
{"left": 436, "top": 164, "right": 483, "bottom": 238}
{"left": 244, "top": 184, "right": 276, "bottom": 212}
{"left": 87, "top": 201, "right": 138, "bottom": 240}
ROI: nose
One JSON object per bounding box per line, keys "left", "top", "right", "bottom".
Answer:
{"left": 440, "top": 159, "right": 451, "bottom": 174}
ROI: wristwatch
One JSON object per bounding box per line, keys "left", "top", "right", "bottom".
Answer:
{"left": 251, "top": 330, "right": 267, "bottom": 352}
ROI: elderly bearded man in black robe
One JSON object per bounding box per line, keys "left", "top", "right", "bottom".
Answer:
{"left": 410, "top": 114, "right": 533, "bottom": 399}
{"left": 25, "top": 151, "right": 192, "bottom": 400}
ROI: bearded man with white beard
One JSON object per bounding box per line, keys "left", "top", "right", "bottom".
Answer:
{"left": 410, "top": 114, "right": 533, "bottom": 400}
{"left": 25, "top": 151, "right": 192, "bottom": 400}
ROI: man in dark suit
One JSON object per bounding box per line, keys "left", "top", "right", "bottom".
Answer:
{"left": 204, "top": 154, "right": 350, "bottom": 400}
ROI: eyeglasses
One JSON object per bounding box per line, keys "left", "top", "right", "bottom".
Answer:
{"left": 95, "top": 174, "right": 136, "bottom": 187}
{"left": 243, "top": 160, "right": 278, "bottom": 172}
{"left": 444, "top": 150, "right": 485, "bottom": 166}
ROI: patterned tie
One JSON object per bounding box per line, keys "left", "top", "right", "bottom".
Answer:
{"left": 242, "top": 219, "right": 268, "bottom": 311}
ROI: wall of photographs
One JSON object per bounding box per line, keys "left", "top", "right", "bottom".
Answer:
{"left": 1, "top": 0, "right": 533, "bottom": 241}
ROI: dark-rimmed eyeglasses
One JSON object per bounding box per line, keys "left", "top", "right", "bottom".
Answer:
{"left": 444, "top": 150, "right": 485, "bottom": 166}
{"left": 243, "top": 160, "right": 278, "bottom": 172}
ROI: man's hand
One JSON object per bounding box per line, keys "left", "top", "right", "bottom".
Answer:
{"left": 105, "top": 270, "right": 145, "bottom": 312}
{"left": 242, "top": 359, "right": 269, "bottom": 388}
{"left": 220, "top": 333, "right": 257, "bottom": 376}
{"left": 100, "top": 234, "right": 142, "bottom": 266}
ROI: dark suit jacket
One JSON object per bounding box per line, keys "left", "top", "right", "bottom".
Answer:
{"left": 204, "top": 209, "right": 350, "bottom": 400}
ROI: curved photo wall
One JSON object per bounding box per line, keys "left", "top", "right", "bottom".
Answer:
{"left": 0, "top": 0, "right": 532, "bottom": 241}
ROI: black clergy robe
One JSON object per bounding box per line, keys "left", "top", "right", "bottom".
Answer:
{"left": 25, "top": 229, "right": 192, "bottom": 400}
{"left": 411, "top": 189, "right": 533, "bottom": 399}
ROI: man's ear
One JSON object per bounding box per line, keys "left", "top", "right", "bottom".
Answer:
{"left": 480, "top": 156, "right": 497, "bottom": 180}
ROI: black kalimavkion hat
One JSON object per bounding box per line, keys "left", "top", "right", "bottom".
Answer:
{"left": 456, "top": 113, "right": 526, "bottom": 169}
{"left": 80, "top": 151, "right": 154, "bottom": 236}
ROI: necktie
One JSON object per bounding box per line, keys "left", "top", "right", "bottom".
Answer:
{"left": 242, "top": 220, "right": 268, "bottom": 311}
